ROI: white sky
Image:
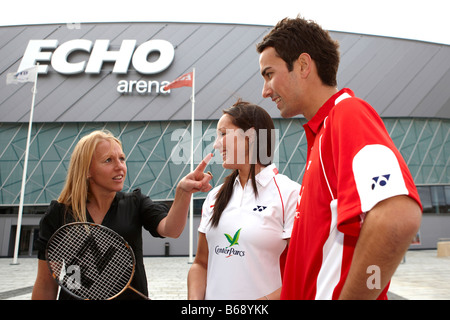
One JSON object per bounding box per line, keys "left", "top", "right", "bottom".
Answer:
{"left": 1, "top": 0, "right": 449, "bottom": 45}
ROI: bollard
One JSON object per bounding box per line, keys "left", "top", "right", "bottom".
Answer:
{"left": 165, "top": 242, "right": 170, "bottom": 257}
{"left": 437, "top": 239, "right": 450, "bottom": 257}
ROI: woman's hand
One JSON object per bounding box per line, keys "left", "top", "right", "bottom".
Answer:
{"left": 157, "top": 153, "right": 214, "bottom": 238}
{"left": 177, "top": 153, "right": 214, "bottom": 194}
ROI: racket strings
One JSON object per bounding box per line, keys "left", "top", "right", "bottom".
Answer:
{"left": 47, "top": 223, "right": 135, "bottom": 300}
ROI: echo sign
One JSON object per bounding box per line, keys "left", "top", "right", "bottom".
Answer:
{"left": 18, "top": 39, "right": 175, "bottom": 75}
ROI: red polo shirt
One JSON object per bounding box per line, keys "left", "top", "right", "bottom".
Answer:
{"left": 281, "top": 88, "right": 422, "bottom": 300}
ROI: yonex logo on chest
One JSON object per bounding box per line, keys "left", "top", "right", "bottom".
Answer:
{"left": 253, "top": 205, "right": 267, "bottom": 212}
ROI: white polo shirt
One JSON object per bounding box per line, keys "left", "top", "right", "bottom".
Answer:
{"left": 198, "top": 164, "right": 300, "bottom": 300}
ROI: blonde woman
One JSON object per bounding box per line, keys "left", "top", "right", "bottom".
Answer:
{"left": 32, "top": 130, "right": 212, "bottom": 299}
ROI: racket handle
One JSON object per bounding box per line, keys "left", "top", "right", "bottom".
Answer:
{"left": 128, "top": 286, "right": 151, "bottom": 300}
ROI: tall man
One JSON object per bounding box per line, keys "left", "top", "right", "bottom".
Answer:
{"left": 257, "top": 16, "right": 422, "bottom": 300}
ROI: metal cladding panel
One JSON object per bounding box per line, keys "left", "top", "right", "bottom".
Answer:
{"left": 1, "top": 22, "right": 449, "bottom": 123}
{"left": 335, "top": 32, "right": 450, "bottom": 119}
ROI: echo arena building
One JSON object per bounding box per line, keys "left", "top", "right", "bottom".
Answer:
{"left": 0, "top": 21, "right": 449, "bottom": 258}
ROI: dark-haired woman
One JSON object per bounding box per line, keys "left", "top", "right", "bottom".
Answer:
{"left": 187, "top": 100, "right": 300, "bottom": 300}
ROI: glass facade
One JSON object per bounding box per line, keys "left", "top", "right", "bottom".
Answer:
{"left": 417, "top": 185, "right": 450, "bottom": 214}
{"left": 0, "top": 117, "right": 449, "bottom": 214}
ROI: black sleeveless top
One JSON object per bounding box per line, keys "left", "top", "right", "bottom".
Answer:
{"left": 35, "top": 188, "right": 168, "bottom": 300}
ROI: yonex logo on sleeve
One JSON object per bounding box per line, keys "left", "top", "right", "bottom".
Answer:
{"left": 371, "top": 174, "right": 390, "bottom": 190}
{"left": 353, "top": 144, "right": 408, "bottom": 212}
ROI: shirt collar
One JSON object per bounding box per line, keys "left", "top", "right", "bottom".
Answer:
{"left": 233, "top": 163, "right": 278, "bottom": 188}
{"left": 256, "top": 163, "right": 278, "bottom": 187}
{"left": 305, "top": 88, "right": 355, "bottom": 135}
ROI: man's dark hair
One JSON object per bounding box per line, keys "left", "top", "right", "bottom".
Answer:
{"left": 257, "top": 15, "right": 340, "bottom": 87}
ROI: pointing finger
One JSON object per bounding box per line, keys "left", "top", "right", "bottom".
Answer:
{"left": 195, "top": 153, "right": 213, "bottom": 173}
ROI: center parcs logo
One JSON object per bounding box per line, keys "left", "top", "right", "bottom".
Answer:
{"left": 214, "top": 228, "right": 245, "bottom": 258}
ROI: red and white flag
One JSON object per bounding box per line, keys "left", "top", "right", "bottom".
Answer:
{"left": 163, "top": 71, "right": 193, "bottom": 90}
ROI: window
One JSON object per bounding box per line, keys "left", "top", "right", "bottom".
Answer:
{"left": 417, "top": 185, "right": 450, "bottom": 214}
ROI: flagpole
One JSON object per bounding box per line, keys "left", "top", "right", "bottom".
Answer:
{"left": 11, "top": 65, "right": 39, "bottom": 265}
{"left": 189, "top": 67, "right": 195, "bottom": 264}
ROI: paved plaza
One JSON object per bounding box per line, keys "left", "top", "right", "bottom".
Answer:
{"left": 0, "top": 249, "right": 449, "bottom": 300}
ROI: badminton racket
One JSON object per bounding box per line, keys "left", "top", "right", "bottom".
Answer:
{"left": 46, "top": 222, "right": 149, "bottom": 300}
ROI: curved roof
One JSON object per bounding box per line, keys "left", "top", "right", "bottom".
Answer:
{"left": 1, "top": 22, "right": 449, "bottom": 122}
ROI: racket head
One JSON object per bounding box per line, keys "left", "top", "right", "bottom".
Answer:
{"left": 45, "top": 222, "right": 136, "bottom": 300}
